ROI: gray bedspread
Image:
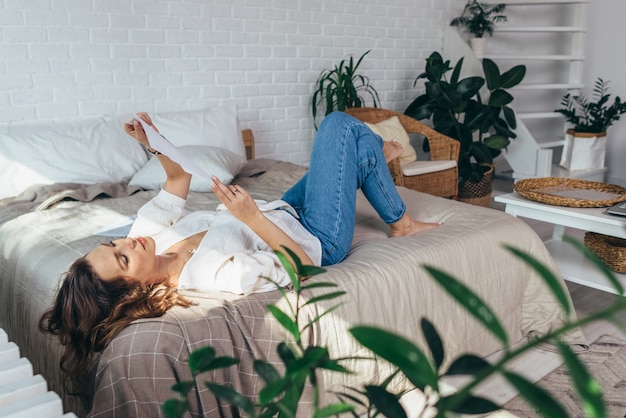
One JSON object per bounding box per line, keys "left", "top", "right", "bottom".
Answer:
{"left": 0, "top": 159, "right": 586, "bottom": 417}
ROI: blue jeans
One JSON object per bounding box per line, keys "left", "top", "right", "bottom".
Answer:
{"left": 282, "top": 111, "right": 406, "bottom": 265}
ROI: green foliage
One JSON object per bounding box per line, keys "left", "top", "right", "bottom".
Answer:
{"left": 450, "top": 1, "right": 508, "bottom": 38}
{"left": 555, "top": 78, "right": 626, "bottom": 133}
{"left": 311, "top": 50, "right": 381, "bottom": 129}
{"left": 405, "top": 51, "right": 525, "bottom": 184}
{"left": 163, "top": 246, "right": 353, "bottom": 418}
{"left": 164, "top": 241, "right": 626, "bottom": 417}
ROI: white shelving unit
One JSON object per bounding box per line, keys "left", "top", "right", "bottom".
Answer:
{"left": 444, "top": 0, "right": 601, "bottom": 181}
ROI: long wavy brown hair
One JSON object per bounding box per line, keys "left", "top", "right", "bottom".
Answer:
{"left": 39, "top": 256, "right": 192, "bottom": 394}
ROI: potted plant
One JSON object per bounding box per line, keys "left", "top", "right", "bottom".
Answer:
{"left": 404, "top": 51, "right": 525, "bottom": 206}
{"left": 450, "top": 0, "right": 508, "bottom": 54}
{"left": 554, "top": 78, "right": 626, "bottom": 171}
{"left": 311, "top": 50, "right": 381, "bottom": 129}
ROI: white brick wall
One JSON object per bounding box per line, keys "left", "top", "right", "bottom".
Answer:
{"left": 0, "top": 0, "right": 463, "bottom": 163}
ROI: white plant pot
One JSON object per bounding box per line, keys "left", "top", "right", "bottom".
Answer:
{"left": 469, "top": 37, "right": 487, "bottom": 55}
{"left": 559, "top": 129, "right": 607, "bottom": 171}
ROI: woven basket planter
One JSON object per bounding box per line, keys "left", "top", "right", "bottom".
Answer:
{"left": 584, "top": 232, "right": 626, "bottom": 273}
{"left": 458, "top": 166, "right": 494, "bottom": 207}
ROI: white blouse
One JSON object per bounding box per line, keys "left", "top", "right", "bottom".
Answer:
{"left": 128, "top": 190, "right": 322, "bottom": 294}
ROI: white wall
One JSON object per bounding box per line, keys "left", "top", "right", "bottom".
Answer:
{"left": 0, "top": 0, "right": 462, "bottom": 164}
{"left": 585, "top": 1, "right": 626, "bottom": 186}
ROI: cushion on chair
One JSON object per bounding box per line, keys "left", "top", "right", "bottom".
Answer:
{"left": 365, "top": 116, "right": 417, "bottom": 165}
{"left": 401, "top": 160, "right": 457, "bottom": 176}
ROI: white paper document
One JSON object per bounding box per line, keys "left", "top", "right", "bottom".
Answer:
{"left": 135, "top": 117, "right": 214, "bottom": 182}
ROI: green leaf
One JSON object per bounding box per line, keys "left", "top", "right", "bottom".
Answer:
{"left": 457, "top": 76, "right": 484, "bottom": 100}
{"left": 504, "top": 245, "right": 573, "bottom": 316}
{"left": 489, "top": 89, "right": 514, "bottom": 107}
{"left": 503, "top": 106, "right": 517, "bottom": 129}
{"left": 350, "top": 326, "right": 438, "bottom": 391}
{"left": 365, "top": 385, "right": 407, "bottom": 418}
{"left": 300, "top": 281, "right": 338, "bottom": 290}
{"left": 502, "top": 371, "right": 569, "bottom": 417}
{"left": 205, "top": 382, "right": 254, "bottom": 414}
{"left": 500, "top": 65, "right": 526, "bottom": 89}
{"left": 298, "top": 265, "right": 327, "bottom": 277}
{"left": 279, "top": 374, "right": 307, "bottom": 415}
{"left": 274, "top": 250, "right": 300, "bottom": 291}
{"left": 314, "top": 403, "right": 355, "bottom": 418}
{"left": 483, "top": 134, "right": 510, "bottom": 150}
{"left": 557, "top": 341, "right": 605, "bottom": 418}
{"left": 188, "top": 346, "right": 215, "bottom": 374}
{"left": 254, "top": 360, "right": 281, "bottom": 384}
{"left": 171, "top": 380, "right": 195, "bottom": 396}
{"left": 162, "top": 398, "right": 190, "bottom": 418}
{"left": 442, "top": 394, "right": 500, "bottom": 414}
{"left": 445, "top": 354, "right": 492, "bottom": 376}
{"left": 267, "top": 305, "right": 300, "bottom": 342}
{"left": 277, "top": 342, "right": 297, "bottom": 366}
{"left": 483, "top": 58, "right": 501, "bottom": 90}
{"left": 423, "top": 265, "right": 509, "bottom": 346}
{"left": 404, "top": 94, "right": 435, "bottom": 121}
{"left": 302, "top": 290, "right": 346, "bottom": 307}
{"left": 258, "top": 378, "right": 287, "bottom": 405}
{"left": 421, "top": 318, "right": 445, "bottom": 371}
{"left": 287, "top": 346, "right": 328, "bottom": 373}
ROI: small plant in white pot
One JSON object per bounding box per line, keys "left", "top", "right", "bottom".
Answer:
{"left": 450, "top": 0, "right": 507, "bottom": 55}
{"left": 555, "top": 78, "right": 626, "bottom": 171}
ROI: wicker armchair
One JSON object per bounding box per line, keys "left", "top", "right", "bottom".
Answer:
{"left": 345, "top": 107, "right": 460, "bottom": 198}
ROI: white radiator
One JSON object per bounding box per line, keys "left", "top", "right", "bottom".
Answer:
{"left": 0, "top": 328, "right": 76, "bottom": 418}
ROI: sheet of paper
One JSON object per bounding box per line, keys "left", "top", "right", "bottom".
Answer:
{"left": 135, "top": 116, "right": 214, "bottom": 182}
{"left": 93, "top": 215, "right": 137, "bottom": 237}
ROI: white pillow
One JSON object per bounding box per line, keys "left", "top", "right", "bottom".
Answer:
{"left": 144, "top": 106, "right": 246, "bottom": 160}
{"left": 128, "top": 146, "right": 246, "bottom": 192}
{"left": 0, "top": 118, "right": 147, "bottom": 200}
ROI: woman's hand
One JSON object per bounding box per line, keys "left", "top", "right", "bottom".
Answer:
{"left": 211, "top": 177, "right": 261, "bottom": 225}
{"left": 123, "top": 112, "right": 157, "bottom": 149}
{"left": 211, "top": 176, "right": 314, "bottom": 267}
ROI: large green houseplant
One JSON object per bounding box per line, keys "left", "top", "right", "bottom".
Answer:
{"left": 404, "top": 51, "right": 525, "bottom": 203}
{"left": 164, "top": 243, "right": 626, "bottom": 418}
{"left": 554, "top": 78, "right": 626, "bottom": 171}
{"left": 311, "top": 50, "right": 381, "bottom": 129}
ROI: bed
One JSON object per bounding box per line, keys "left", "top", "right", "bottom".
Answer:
{"left": 0, "top": 107, "right": 586, "bottom": 417}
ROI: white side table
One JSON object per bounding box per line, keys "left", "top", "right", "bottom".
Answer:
{"left": 494, "top": 192, "right": 626, "bottom": 295}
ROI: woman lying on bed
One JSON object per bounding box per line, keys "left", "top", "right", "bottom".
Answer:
{"left": 40, "top": 110, "right": 439, "bottom": 391}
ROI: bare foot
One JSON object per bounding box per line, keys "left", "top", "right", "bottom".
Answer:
{"left": 390, "top": 213, "right": 441, "bottom": 237}
{"left": 383, "top": 140, "right": 403, "bottom": 163}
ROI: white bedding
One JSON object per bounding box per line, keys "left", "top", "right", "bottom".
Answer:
{"left": 0, "top": 159, "right": 586, "bottom": 417}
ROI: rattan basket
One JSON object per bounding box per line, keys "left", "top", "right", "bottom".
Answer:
{"left": 514, "top": 177, "right": 626, "bottom": 208}
{"left": 584, "top": 232, "right": 626, "bottom": 273}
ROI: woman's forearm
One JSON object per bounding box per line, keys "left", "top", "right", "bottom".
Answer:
{"left": 152, "top": 153, "right": 192, "bottom": 200}
{"left": 246, "top": 212, "right": 314, "bottom": 267}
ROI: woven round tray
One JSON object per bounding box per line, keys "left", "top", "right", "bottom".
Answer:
{"left": 514, "top": 177, "right": 626, "bottom": 208}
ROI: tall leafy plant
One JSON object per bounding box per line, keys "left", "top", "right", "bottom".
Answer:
{"left": 405, "top": 51, "right": 525, "bottom": 184}
{"left": 164, "top": 241, "right": 626, "bottom": 417}
{"left": 311, "top": 50, "right": 381, "bottom": 129}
